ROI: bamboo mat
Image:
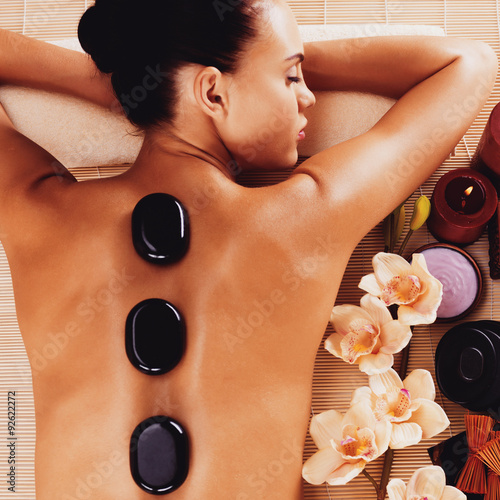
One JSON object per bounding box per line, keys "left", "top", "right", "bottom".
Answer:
{"left": 1, "top": 1, "right": 500, "bottom": 499}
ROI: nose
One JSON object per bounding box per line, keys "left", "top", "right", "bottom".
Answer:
{"left": 298, "top": 83, "right": 316, "bottom": 110}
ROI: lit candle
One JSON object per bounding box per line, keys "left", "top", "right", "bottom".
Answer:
{"left": 427, "top": 168, "right": 497, "bottom": 245}
{"left": 414, "top": 243, "right": 482, "bottom": 322}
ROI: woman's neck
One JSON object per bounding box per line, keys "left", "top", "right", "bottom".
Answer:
{"left": 135, "top": 126, "right": 238, "bottom": 181}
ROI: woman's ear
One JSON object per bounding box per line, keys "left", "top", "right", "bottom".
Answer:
{"left": 193, "top": 66, "right": 228, "bottom": 118}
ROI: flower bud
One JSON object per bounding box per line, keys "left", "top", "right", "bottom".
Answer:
{"left": 384, "top": 203, "right": 406, "bottom": 251}
{"left": 395, "top": 205, "right": 406, "bottom": 243}
{"left": 409, "top": 196, "right": 431, "bottom": 231}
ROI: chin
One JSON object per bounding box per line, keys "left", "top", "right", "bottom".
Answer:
{"left": 233, "top": 146, "right": 298, "bottom": 172}
{"left": 281, "top": 149, "right": 299, "bottom": 169}
{"left": 257, "top": 156, "right": 298, "bottom": 171}
{"left": 265, "top": 148, "right": 299, "bottom": 170}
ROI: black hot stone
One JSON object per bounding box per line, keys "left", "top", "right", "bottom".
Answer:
{"left": 126, "top": 299, "right": 185, "bottom": 375}
{"left": 132, "top": 193, "right": 190, "bottom": 264}
{"left": 130, "top": 416, "right": 189, "bottom": 495}
{"left": 435, "top": 320, "right": 500, "bottom": 418}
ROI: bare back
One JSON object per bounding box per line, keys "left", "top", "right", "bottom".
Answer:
{"left": 0, "top": 15, "right": 496, "bottom": 499}
{"left": 3, "top": 148, "right": 351, "bottom": 500}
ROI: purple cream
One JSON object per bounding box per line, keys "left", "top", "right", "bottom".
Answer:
{"left": 420, "top": 247, "right": 479, "bottom": 319}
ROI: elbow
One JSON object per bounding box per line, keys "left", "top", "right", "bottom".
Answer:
{"left": 473, "top": 40, "right": 497, "bottom": 76}
{"left": 445, "top": 39, "right": 498, "bottom": 106}
{"left": 459, "top": 40, "right": 498, "bottom": 85}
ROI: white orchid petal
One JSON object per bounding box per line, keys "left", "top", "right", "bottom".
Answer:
{"left": 441, "top": 485, "right": 467, "bottom": 500}
{"left": 389, "top": 422, "right": 423, "bottom": 449}
{"left": 340, "top": 426, "right": 379, "bottom": 461}
{"left": 350, "top": 387, "right": 375, "bottom": 407}
{"left": 360, "top": 294, "right": 392, "bottom": 325}
{"left": 406, "top": 465, "right": 446, "bottom": 498}
{"left": 410, "top": 253, "right": 432, "bottom": 274}
{"left": 326, "top": 460, "right": 366, "bottom": 485}
{"left": 310, "top": 410, "right": 344, "bottom": 449}
{"left": 397, "top": 304, "right": 436, "bottom": 326}
{"left": 358, "top": 352, "right": 394, "bottom": 375}
{"left": 381, "top": 274, "right": 422, "bottom": 306}
{"left": 379, "top": 320, "right": 412, "bottom": 354}
{"left": 387, "top": 478, "right": 407, "bottom": 500}
{"left": 340, "top": 324, "right": 379, "bottom": 364}
{"left": 330, "top": 304, "right": 373, "bottom": 334}
{"left": 413, "top": 279, "right": 443, "bottom": 314}
{"left": 403, "top": 369, "right": 435, "bottom": 401}
{"left": 343, "top": 402, "right": 376, "bottom": 430}
{"left": 417, "top": 272, "right": 443, "bottom": 307}
{"left": 302, "top": 446, "right": 345, "bottom": 485}
{"left": 369, "top": 368, "right": 403, "bottom": 395}
{"left": 411, "top": 254, "right": 443, "bottom": 297}
{"left": 372, "top": 252, "right": 411, "bottom": 284}
{"left": 407, "top": 399, "right": 450, "bottom": 439}
{"left": 362, "top": 253, "right": 443, "bottom": 326}
{"left": 374, "top": 420, "right": 392, "bottom": 458}
{"left": 324, "top": 333, "right": 344, "bottom": 359}
{"left": 359, "top": 273, "right": 382, "bottom": 296}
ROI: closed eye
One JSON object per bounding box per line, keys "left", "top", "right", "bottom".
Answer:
{"left": 288, "top": 76, "right": 302, "bottom": 84}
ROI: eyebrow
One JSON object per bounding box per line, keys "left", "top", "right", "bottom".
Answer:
{"left": 285, "top": 53, "right": 305, "bottom": 63}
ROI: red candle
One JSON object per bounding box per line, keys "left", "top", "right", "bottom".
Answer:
{"left": 472, "top": 101, "right": 500, "bottom": 190}
{"left": 427, "top": 168, "right": 497, "bottom": 245}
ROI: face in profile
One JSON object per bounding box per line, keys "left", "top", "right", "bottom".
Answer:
{"left": 217, "top": 0, "right": 316, "bottom": 171}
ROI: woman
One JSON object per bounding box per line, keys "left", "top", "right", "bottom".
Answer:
{"left": 0, "top": 0, "right": 496, "bottom": 498}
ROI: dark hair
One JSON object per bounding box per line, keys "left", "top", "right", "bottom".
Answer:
{"left": 78, "top": 0, "right": 262, "bottom": 129}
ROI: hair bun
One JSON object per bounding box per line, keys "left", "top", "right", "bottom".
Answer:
{"left": 78, "top": 5, "right": 115, "bottom": 73}
{"left": 77, "top": 0, "right": 260, "bottom": 129}
{"left": 79, "top": 1, "right": 170, "bottom": 74}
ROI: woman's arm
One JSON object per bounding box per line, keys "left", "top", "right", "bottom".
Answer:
{"left": 302, "top": 36, "right": 493, "bottom": 99}
{"left": 0, "top": 28, "right": 117, "bottom": 109}
{"left": 294, "top": 36, "right": 498, "bottom": 247}
{"left": 0, "top": 29, "right": 117, "bottom": 213}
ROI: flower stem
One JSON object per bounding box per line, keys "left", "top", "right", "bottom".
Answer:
{"left": 397, "top": 335, "right": 412, "bottom": 381}
{"left": 369, "top": 330, "right": 413, "bottom": 499}
{"left": 378, "top": 448, "right": 395, "bottom": 500}
{"left": 389, "top": 213, "right": 395, "bottom": 253}
{"left": 397, "top": 229, "right": 414, "bottom": 256}
{"left": 362, "top": 469, "right": 380, "bottom": 496}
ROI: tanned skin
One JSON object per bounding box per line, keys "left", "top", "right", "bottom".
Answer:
{"left": 0, "top": 1, "right": 496, "bottom": 498}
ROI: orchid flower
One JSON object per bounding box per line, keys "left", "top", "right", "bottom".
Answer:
{"left": 351, "top": 368, "right": 450, "bottom": 449}
{"left": 327, "top": 294, "right": 412, "bottom": 375}
{"left": 302, "top": 402, "right": 391, "bottom": 486}
{"left": 359, "top": 252, "right": 443, "bottom": 325}
{"left": 387, "top": 466, "right": 466, "bottom": 500}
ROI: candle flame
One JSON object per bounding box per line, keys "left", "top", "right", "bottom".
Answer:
{"left": 464, "top": 186, "right": 474, "bottom": 196}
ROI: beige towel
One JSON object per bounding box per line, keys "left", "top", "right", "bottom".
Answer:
{"left": 0, "top": 24, "right": 444, "bottom": 168}
{"left": 298, "top": 24, "right": 445, "bottom": 156}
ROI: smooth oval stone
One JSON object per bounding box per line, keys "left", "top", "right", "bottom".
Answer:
{"left": 126, "top": 299, "right": 185, "bottom": 375}
{"left": 130, "top": 416, "right": 189, "bottom": 495}
{"left": 132, "top": 193, "right": 190, "bottom": 264}
{"left": 459, "top": 346, "right": 484, "bottom": 382}
{"left": 435, "top": 322, "right": 498, "bottom": 412}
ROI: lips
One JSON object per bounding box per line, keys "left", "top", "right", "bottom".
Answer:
{"left": 298, "top": 120, "right": 308, "bottom": 141}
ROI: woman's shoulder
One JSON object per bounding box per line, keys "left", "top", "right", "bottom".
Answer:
{"left": 0, "top": 173, "right": 126, "bottom": 255}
